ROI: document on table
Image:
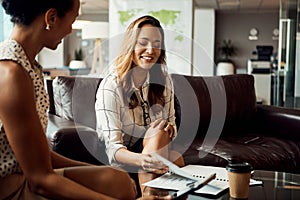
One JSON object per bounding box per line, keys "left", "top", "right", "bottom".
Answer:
{"left": 181, "top": 165, "right": 230, "bottom": 195}
{"left": 142, "top": 172, "right": 197, "bottom": 191}
{"left": 181, "top": 165, "right": 262, "bottom": 195}
{"left": 143, "top": 155, "right": 263, "bottom": 196}
{"left": 142, "top": 153, "right": 200, "bottom": 190}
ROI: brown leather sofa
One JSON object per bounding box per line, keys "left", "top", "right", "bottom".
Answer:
{"left": 46, "top": 74, "right": 300, "bottom": 174}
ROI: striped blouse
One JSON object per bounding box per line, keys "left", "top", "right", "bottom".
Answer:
{"left": 95, "top": 71, "right": 177, "bottom": 165}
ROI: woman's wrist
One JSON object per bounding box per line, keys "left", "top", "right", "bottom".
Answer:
{"left": 164, "top": 122, "right": 174, "bottom": 138}
{"left": 138, "top": 154, "right": 145, "bottom": 167}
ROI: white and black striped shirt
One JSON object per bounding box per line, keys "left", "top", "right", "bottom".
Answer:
{"left": 95, "top": 71, "right": 177, "bottom": 165}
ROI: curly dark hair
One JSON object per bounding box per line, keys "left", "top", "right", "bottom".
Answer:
{"left": 1, "top": 0, "right": 75, "bottom": 25}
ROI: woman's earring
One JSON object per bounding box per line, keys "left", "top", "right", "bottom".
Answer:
{"left": 46, "top": 24, "right": 51, "bottom": 31}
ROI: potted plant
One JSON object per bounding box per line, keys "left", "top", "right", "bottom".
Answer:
{"left": 69, "top": 48, "right": 86, "bottom": 69}
{"left": 216, "top": 39, "right": 237, "bottom": 75}
{"left": 75, "top": 48, "right": 83, "bottom": 61}
{"left": 218, "top": 39, "right": 236, "bottom": 62}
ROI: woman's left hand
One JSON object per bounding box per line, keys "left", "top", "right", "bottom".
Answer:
{"left": 148, "top": 118, "right": 173, "bottom": 139}
{"left": 140, "top": 154, "right": 168, "bottom": 174}
{"left": 150, "top": 118, "right": 166, "bottom": 130}
{"left": 144, "top": 119, "right": 166, "bottom": 139}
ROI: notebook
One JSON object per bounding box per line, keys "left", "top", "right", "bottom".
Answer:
{"left": 181, "top": 165, "right": 262, "bottom": 195}
{"left": 143, "top": 154, "right": 262, "bottom": 196}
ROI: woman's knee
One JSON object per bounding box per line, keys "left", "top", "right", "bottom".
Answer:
{"left": 65, "top": 166, "right": 136, "bottom": 199}
{"left": 100, "top": 167, "right": 136, "bottom": 199}
{"left": 101, "top": 167, "right": 127, "bottom": 182}
{"left": 143, "top": 129, "right": 170, "bottom": 148}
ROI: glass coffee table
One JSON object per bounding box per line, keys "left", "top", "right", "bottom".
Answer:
{"left": 143, "top": 170, "right": 300, "bottom": 199}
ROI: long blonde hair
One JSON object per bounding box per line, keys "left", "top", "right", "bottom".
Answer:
{"left": 115, "top": 15, "right": 167, "bottom": 109}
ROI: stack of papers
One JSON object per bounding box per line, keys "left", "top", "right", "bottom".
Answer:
{"left": 143, "top": 154, "right": 262, "bottom": 196}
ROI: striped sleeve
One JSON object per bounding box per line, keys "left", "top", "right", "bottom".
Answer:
{"left": 95, "top": 73, "right": 126, "bottom": 165}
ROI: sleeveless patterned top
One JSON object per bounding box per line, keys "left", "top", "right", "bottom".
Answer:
{"left": 0, "top": 39, "right": 49, "bottom": 178}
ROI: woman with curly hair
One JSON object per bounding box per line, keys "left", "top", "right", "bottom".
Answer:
{"left": 0, "top": 0, "right": 136, "bottom": 199}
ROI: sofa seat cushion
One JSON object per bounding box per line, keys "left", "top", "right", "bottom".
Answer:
{"left": 181, "top": 136, "right": 300, "bottom": 174}
{"left": 51, "top": 126, "right": 108, "bottom": 165}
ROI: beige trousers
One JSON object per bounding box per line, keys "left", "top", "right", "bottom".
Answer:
{"left": 0, "top": 169, "right": 64, "bottom": 200}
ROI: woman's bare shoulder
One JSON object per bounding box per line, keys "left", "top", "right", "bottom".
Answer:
{"left": 0, "top": 60, "right": 30, "bottom": 85}
{"left": 0, "top": 61, "right": 32, "bottom": 103}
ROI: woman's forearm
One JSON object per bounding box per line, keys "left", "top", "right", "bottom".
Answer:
{"left": 115, "top": 148, "right": 143, "bottom": 167}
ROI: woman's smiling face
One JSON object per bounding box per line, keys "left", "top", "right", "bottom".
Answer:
{"left": 133, "top": 24, "right": 162, "bottom": 71}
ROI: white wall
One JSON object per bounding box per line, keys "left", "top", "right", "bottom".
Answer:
{"left": 0, "top": 8, "right": 4, "bottom": 41}
{"left": 109, "top": 0, "right": 193, "bottom": 75}
{"left": 193, "top": 9, "right": 215, "bottom": 76}
{"left": 0, "top": 7, "right": 13, "bottom": 42}
{"left": 38, "top": 41, "right": 64, "bottom": 68}
{"left": 47, "top": 8, "right": 216, "bottom": 75}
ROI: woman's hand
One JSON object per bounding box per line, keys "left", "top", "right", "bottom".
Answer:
{"left": 163, "top": 122, "right": 174, "bottom": 139}
{"left": 140, "top": 154, "right": 168, "bottom": 174}
{"left": 138, "top": 187, "right": 174, "bottom": 200}
{"left": 148, "top": 118, "right": 166, "bottom": 134}
{"left": 136, "top": 195, "right": 173, "bottom": 200}
{"left": 145, "top": 118, "right": 170, "bottom": 139}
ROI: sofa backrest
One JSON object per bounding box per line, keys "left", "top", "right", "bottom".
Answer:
{"left": 49, "top": 74, "right": 257, "bottom": 138}
{"left": 51, "top": 76, "right": 102, "bottom": 129}
{"left": 171, "top": 74, "right": 257, "bottom": 141}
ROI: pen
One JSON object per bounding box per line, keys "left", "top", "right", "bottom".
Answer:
{"left": 284, "top": 185, "right": 300, "bottom": 190}
{"left": 244, "top": 136, "right": 260, "bottom": 144}
{"left": 173, "top": 173, "right": 216, "bottom": 198}
{"left": 199, "top": 173, "right": 217, "bottom": 186}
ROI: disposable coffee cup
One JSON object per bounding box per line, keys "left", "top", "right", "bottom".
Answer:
{"left": 226, "top": 162, "right": 252, "bottom": 199}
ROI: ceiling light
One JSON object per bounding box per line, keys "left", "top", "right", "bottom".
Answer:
{"left": 72, "top": 20, "right": 91, "bottom": 30}
{"left": 82, "top": 22, "right": 109, "bottom": 40}
{"left": 218, "top": 0, "right": 240, "bottom": 6}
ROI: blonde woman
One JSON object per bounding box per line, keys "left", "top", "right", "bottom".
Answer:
{"left": 0, "top": 0, "right": 136, "bottom": 199}
{"left": 95, "top": 15, "right": 184, "bottom": 196}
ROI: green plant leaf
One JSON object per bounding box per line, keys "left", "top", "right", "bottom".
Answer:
{"left": 217, "top": 39, "right": 237, "bottom": 62}
{"left": 74, "top": 48, "right": 83, "bottom": 60}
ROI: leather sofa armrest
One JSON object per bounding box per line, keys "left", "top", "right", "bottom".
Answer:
{"left": 47, "top": 114, "right": 94, "bottom": 139}
{"left": 51, "top": 126, "right": 108, "bottom": 165}
{"left": 256, "top": 104, "right": 300, "bottom": 140}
